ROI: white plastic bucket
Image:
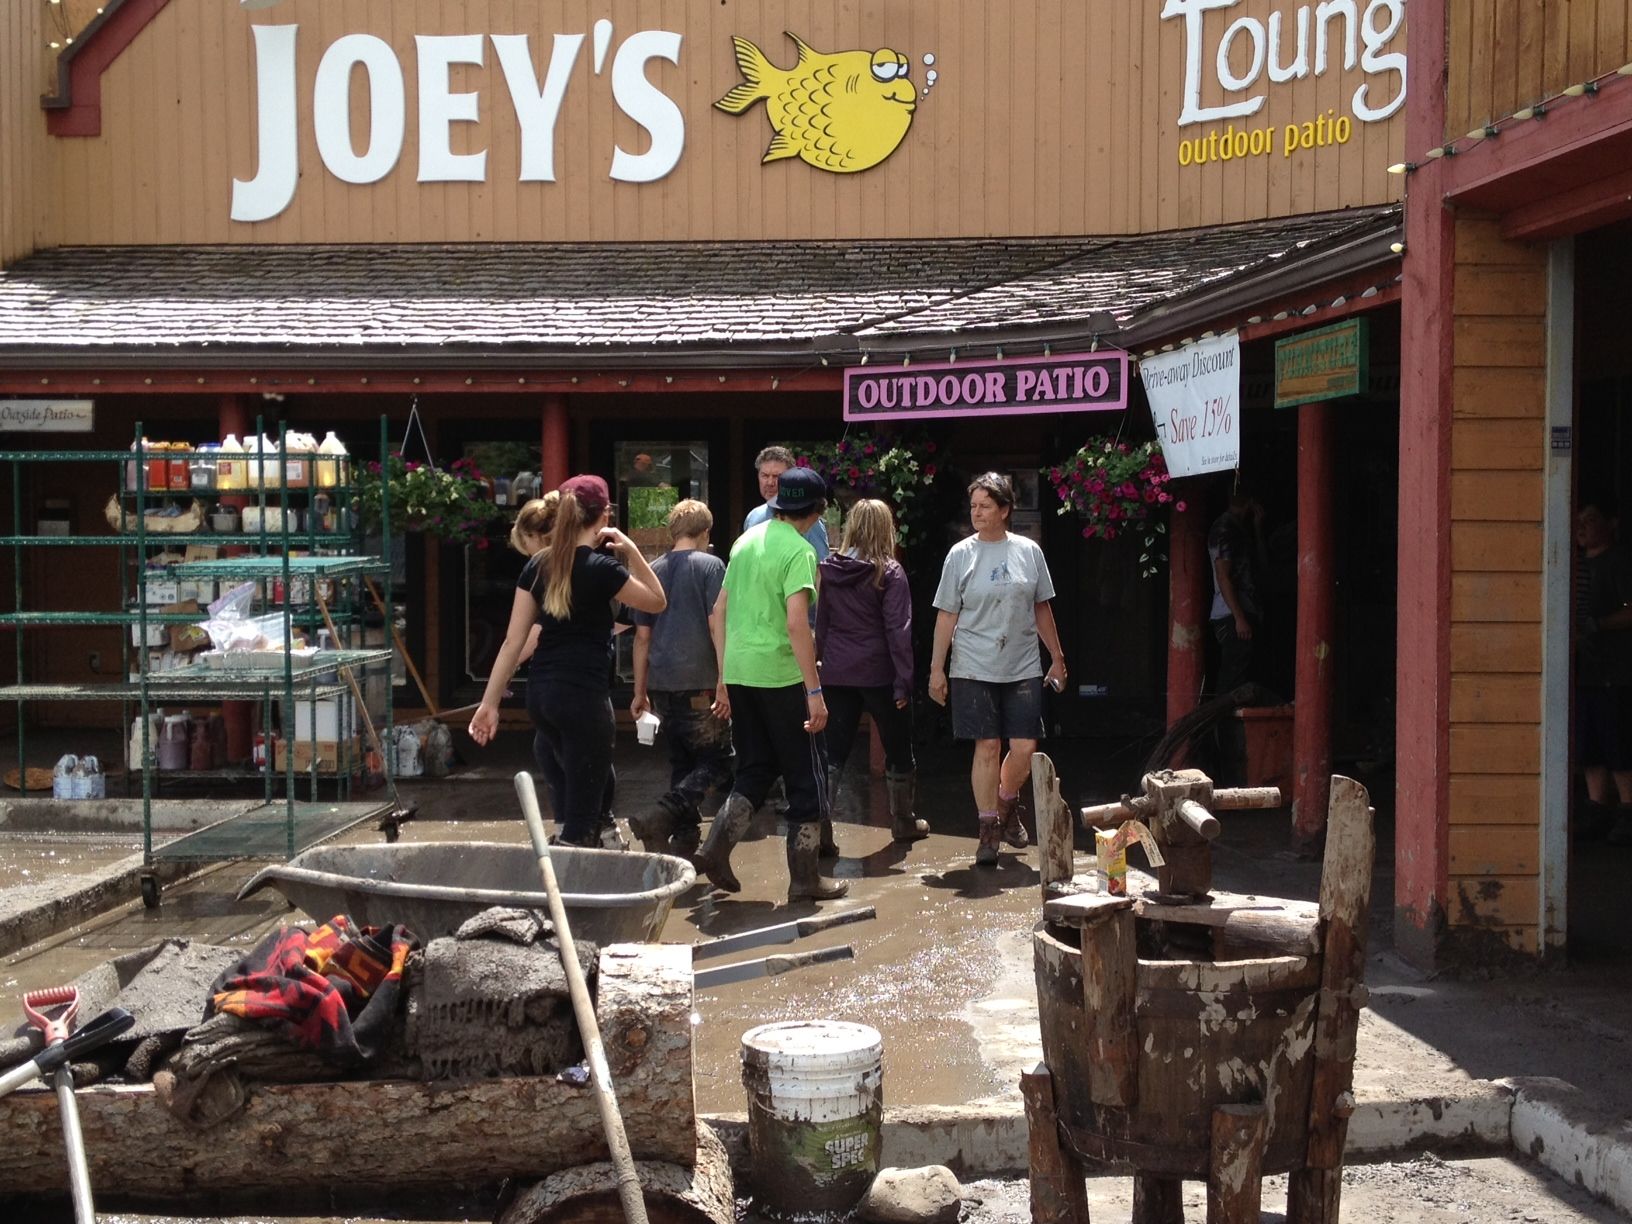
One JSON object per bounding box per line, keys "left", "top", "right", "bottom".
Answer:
{"left": 741, "top": 1020, "right": 883, "bottom": 1220}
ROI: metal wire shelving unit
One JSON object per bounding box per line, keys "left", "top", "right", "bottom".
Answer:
{"left": 0, "top": 417, "right": 398, "bottom": 904}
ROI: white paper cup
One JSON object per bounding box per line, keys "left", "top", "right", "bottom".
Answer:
{"left": 636, "top": 710, "right": 661, "bottom": 745}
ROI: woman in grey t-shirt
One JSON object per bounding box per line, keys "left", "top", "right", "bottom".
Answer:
{"left": 929, "top": 472, "right": 1067, "bottom": 865}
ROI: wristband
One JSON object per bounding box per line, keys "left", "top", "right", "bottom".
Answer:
{"left": 806, "top": 687, "right": 823, "bottom": 696}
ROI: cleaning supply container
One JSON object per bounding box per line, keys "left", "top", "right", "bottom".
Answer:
{"left": 158, "top": 715, "right": 191, "bottom": 771}
{"left": 740, "top": 1020, "right": 883, "bottom": 1220}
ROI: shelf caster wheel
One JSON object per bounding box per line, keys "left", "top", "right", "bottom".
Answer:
{"left": 140, "top": 874, "right": 161, "bottom": 909}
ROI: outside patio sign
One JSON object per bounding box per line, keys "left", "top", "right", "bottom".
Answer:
{"left": 1140, "top": 334, "right": 1241, "bottom": 477}
{"left": 843, "top": 351, "right": 1127, "bottom": 422}
{"left": 0, "top": 400, "right": 94, "bottom": 432}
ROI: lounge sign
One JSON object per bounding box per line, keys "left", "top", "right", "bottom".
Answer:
{"left": 1274, "top": 317, "right": 1368, "bottom": 408}
{"left": 844, "top": 352, "right": 1127, "bottom": 422}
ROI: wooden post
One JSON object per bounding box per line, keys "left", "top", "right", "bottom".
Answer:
{"left": 1206, "top": 1103, "right": 1267, "bottom": 1224}
{"left": 1166, "top": 497, "right": 1208, "bottom": 725}
{"left": 1291, "top": 402, "right": 1336, "bottom": 847}
{"left": 1147, "top": 770, "right": 1216, "bottom": 897}
{"left": 1288, "top": 775, "right": 1374, "bottom": 1224}
{"left": 542, "top": 394, "right": 570, "bottom": 490}
{"left": 1080, "top": 906, "right": 1137, "bottom": 1107}
{"left": 1021, "top": 1064, "right": 1091, "bottom": 1224}
{"left": 1032, "top": 753, "right": 1075, "bottom": 900}
{"left": 1131, "top": 1174, "right": 1184, "bottom": 1224}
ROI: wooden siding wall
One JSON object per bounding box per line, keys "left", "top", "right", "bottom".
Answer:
{"left": 1447, "top": 215, "right": 1548, "bottom": 955}
{"left": 1, "top": 5, "right": 48, "bottom": 266}
{"left": 1448, "top": 0, "right": 1632, "bottom": 137}
{"left": 38, "top": 0, "right": 1403, "bottom": 245}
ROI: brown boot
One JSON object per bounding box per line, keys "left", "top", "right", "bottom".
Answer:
{"left": 995, "top": 789, "right": 1029, "bottom": 849}
{"left": 886, "top": 770, "right": 929, "bottom": 842}
{"left": 694, "top": 792, "right": 753, "bottom": 893}
{"left": 787, "top": 823, "right": 849, "bottom": 901}
{"left": 975, "top": 815, "right": 1002, "bottom": 866}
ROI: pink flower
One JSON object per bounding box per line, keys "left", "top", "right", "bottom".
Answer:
{"left": 1176, "top": 500, "right": 1188, "bottom": 512}
{"left": 1081, "top": 525, "right": 1095, "bottom": 539}
{"left": 475, "top": 538, "right": 489, "bottom": 551}
{"left": 863, "top": 444, "right": 875, "bottom": 455}
{"left": 1105, "top": 526, "right": 1118, "bottom": 539}
{"left": 1158, "top": 492, "right": 1172, "bottom": 504}
{"left": 796, "top": 457, "right": 810, "bottom": 467}
{"left": 925, "top": 464, "right": 936, "bottom": 477}
{"left": 848, "top": 467, "right": 861, "bottom": 481}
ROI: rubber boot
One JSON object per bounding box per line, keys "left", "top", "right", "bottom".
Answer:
{"left": 995, "top": 788, "right": 1029, "bottom": 849}
{"left": 886, "top": 770, "right": 929, "bottom": 842}
{"left": 694, "top": 791, "right": 754, "bottom": 893}
{"left": 819, "top": 766, "right": 842, "bottom": 858}
{"left": 670, "top": 822, "right": 702, "bottom": 862}
{"left": 786, "top": 822, "right": 850, "bottom": 901}
{"left": 628, "top": 793, "right": 681, "bottom": 855}
{"left": 975, "top": 815, "right": 1002, "bottom": 866}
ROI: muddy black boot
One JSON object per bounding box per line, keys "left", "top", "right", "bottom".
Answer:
{"left": 786, "top": 822, "right": 850, "bottom": 901}
{"left": 818, "top": 766, "right": 842, "bottom": 858}
{"left": 670, "top": 822, "right": 702, "bottom": 862}
{"left": 886, "top": 770, "right": 929, "bottom": 842}
{"left": 995, "top": 789, "right": 1029, "bottom": 849}
{"left": 628, "top": 793, "right": 682, "bottom": 855}
{"left": 694, "top": 792, "right": 754, "bottom": 893}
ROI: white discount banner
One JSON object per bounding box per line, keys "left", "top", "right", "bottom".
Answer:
{"left": 1139, "top": 335, "right": 1240, "bottom": 479}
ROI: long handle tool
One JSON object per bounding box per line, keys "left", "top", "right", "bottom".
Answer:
{"left": 22, "top": 987, "right": 100, "bottom": 1224}
{"left": 515, "top": 772, "right": 649, "bottom": 1224}
{"left": 693, "top": 944, "right": 856, "bottom": 990}
{"left": 0, "top": 1006, "right": 134, "bottom": 1098}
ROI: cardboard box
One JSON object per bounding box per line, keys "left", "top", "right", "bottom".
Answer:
{"left": 144, "top": 579, "right": 180, "bottom": 605}
{"left": 164, "top": 601, "right": 210, "bottom": 653}
{"left": 283, "top": 698, "right": 345, "bottom": 741}
{"left": 130, "top": 620, "right": 170, "bottom": 646}
{"left": 273, "top": 737, "right": 359, "bottom": 774}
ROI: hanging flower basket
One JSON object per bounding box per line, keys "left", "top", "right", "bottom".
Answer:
{"left": 791, "top": 431, "right": 940, "bottom": 545}
{"left": 353, "top": 454, "right": 504, "bottom": 549}
{"left": 1044, "top": 438, "right": 1183, "bottom": 578}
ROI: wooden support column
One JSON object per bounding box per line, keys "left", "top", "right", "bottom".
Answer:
{"left": 1166, "top": 497, "right": 1208, "bottom": 726}
{"left": 1080, "top": 903, "right": 1137, "bottom": 1107}
{"left": 541, "top": 394, "right": 569, "bottom": 490}
{"left": 217, "top": 393, "right": 255, "bottom": 764}
{"left": 1393, "top": 0, "right": 1454, "bottom": 970}
{"left": 1021, "top": 1064, "right": 1091, "bottom": 1224}
{"left": 1207, "top": 1104, "right": 1267, "bottom": 1224}
{"left": 1032, "top": 753, "right": 1075, "bottom": 899}
{"left": 1291, "top": 403, "right": 1335, "bottom": 846}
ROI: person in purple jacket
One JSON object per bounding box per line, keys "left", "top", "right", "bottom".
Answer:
{"left": 815, "top": 498, "right": 931, "bottom": 850}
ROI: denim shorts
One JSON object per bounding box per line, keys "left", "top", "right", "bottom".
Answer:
{"left": 950, "top": 676, "right": 1045, "bottom": 741}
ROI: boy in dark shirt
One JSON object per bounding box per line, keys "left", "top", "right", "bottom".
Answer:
{"left": 629, "top": 500, "right": 733, "bottom": 858}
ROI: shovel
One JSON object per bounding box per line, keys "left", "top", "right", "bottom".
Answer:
{"left": 19, "top": 987, "right": 106, "bottom": 1224}
{"left": 0, "top": 1005, "right": 134, "bottom": 1098}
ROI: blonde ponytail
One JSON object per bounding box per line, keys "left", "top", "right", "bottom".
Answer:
{"left": 542, "top": 491, "right": 590, "bottom": 619}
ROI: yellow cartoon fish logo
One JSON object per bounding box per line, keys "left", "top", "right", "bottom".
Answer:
{"left": 715, "top": 32, "right": 917, "bottom": 174}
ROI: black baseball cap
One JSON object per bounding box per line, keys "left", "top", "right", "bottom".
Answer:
{"left": 767, "top": 466, "right": 827, "bottom": 513}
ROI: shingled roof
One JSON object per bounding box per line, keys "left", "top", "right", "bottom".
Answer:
{"left": 0, "top": 206, "right": 1398, "bottom": 368}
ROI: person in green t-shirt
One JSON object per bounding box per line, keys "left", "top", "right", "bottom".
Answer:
{"left": 695, "top": 466, "right": 848, "bottom": 903}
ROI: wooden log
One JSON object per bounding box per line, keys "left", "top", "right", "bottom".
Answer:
{"left": 1080, "top": 907, "right": 1137, "bottom": 1108}
{"left": 1303, "top": 776, "right": 1374, "bottom": 1172}
{"left": 0, "top": 944, "right": 695, "bottom": 1206}
{"left": 1206, "top": 1103, "right": 1267, "bottom": 1224}
{"left": 1042, "top": 893, "right": 1134, "bottom": 929}
{"left": 499, "top": 1122, "right": 734, "bottom": 1224}
{"left": 1285, "top": 1165, "right": 1342, "bottom": 1224}
{"left": 1131, "top": 1174, "right": 1184, "bottom": 1224}
{"left": 1032, "top": 753, "right": 1077, "bottom": 900}
{"left": 1021, "top": 1063, "right": 1091, "bottom": 1224}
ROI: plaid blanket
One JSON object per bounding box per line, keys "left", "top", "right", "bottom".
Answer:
{"left": 209, "top": 915, "right": 415, "bottom": 1065}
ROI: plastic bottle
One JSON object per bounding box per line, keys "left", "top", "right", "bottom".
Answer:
{"left": 188, "top": 719, "right": 213, "bottom": 771}
{"left": 52, "top": 754, "right": 78, "bottom": 799}
{"left": 216, "top": 434, "right": 245, "bottom": 491}
{"left": 316, "top": 431, "right": 348, "bottom": 489}
{"left": 191, "top": 443, "right": 218, "bottom": 493}
{"left": 283, "top": 431, "right": 315, "bottom": 489}
{"left": 396, "top": 726, "right": 422, "bottom": 778}
{"left": 125, "top": 438, "right": 149, "bottom": 493}
{"left": 158, "top": 715, "right": 191, "bottom": 771}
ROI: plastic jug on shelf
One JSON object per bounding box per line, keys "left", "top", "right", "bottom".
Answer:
{"left": 316, "top": 431, "right": 348, "bottom": 489}
{"left": 128, "top": 713, "right": 162, "bottom": 770}
{"left": 52, "top": 754, "right": 78, "bottom": 799}
{"left": 217, "top": 434, "right": 246, "bottom": 491}
{"left": 158, "top": 714, "right": 191, "bottom": 771}
{"left": 74, "top": 755, "right": 105, "bottom": 799}
{"left": 395, "top": 726, "right": 423, "bottom": 778}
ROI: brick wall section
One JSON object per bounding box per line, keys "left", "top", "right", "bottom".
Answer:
{"left": 1447, "top": 214, "right": 1549, "bottom": 955}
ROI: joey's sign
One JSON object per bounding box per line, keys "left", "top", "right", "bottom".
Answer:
{"left": 233, "top": 22, "right": 685, "bottom": 222}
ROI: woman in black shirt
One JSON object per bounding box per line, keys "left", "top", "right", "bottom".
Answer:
{"left": 470, "top": 475, "right": 665, "bottom": 845}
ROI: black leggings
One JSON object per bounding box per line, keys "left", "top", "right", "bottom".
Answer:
{"left": 528, "top": 682, "right": 615, "bottom": 843}
{"left": 823, "top": 685, "right": 914, "bottom": 775}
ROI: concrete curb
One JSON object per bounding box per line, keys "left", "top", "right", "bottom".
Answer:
{"left": 703, "top": 1085, "right": 1515, "bottom": 1179}
{"left": 0, "top": 853, "right": 196, "bottom": 958}
{"left": 1503, "top": 1076, "right": 1632, "bottom": 1216}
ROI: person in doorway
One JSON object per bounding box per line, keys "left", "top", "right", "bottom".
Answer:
{"left": 696, "top": 466, "right": 849, "bottom": 901}
{"left": 1208, "top": 483, "right": 1266, "bottom": 786}
{"left": 742, "top": 445, "right": 830, "bottom": 560}
{"left": 469, "top": 475, "right": 666, "bottom": 846}
{"left": 815, "top": 498, "right": 928, "bottom": 849}
{"left": 928, "top": 472, "right": 1066, "bottom": 865}
{"left": 628, "top": 499, "right": 734, "bottom": 859}
{"left": 1574, "top": 498, "right": 1632, "bottom": 845}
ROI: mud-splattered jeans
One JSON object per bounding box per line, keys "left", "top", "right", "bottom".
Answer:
{"left": 651, "top": 689, "right": 735, "bottom": 829}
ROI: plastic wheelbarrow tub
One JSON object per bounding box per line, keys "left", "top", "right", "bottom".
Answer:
{"left": 238, "top": 841, "right": 696, "bottom": 943}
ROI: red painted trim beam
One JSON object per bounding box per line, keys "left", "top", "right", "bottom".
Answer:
{"left": 0, "top": 367, "right": 845, "bottom": 396}
{"left": 1234, "top": 281, "right": 1400, "bottom": 345}
{"left": 42, "top": 0, "right": 172, "bottom": 138}
{"left": 1500, "top": 163, "right": 1632, "bottom": 242}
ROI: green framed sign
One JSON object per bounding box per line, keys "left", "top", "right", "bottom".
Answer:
{"left": 1274, "top": 317, "right": 1369, "bottom": 409}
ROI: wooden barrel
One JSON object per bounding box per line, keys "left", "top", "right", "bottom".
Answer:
{"left": 1034, "top": 922, "right": 1321, "bottom": 1178}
